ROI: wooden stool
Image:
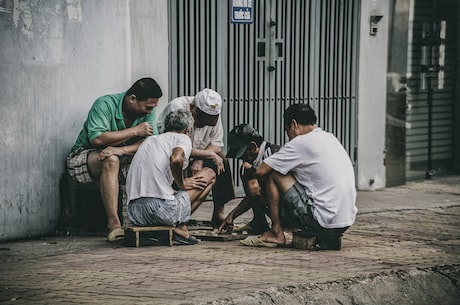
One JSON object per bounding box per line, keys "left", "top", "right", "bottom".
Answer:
{"left": 119, "top": 186, "right": 174, "bottom": 247}
{"left": 124, "top": 226, "right": 174, "bottom": 247}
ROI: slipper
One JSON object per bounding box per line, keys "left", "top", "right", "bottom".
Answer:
{"left": 107, "top": 228, "right": 124, "bottom": 242}
{"left": 283, "top": 231, "right": 293, "bottom": 247}
{"left": 173, "top": 232, "right": 200, "bottom": 245}
{"left": 239, "top": 235, "right": 279, "bottom": 248}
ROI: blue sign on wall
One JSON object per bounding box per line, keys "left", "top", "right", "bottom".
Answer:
{"left": 231, "top": 0, "right": 253, "bottom": 24}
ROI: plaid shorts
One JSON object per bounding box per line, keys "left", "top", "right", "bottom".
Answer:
{"left": 66, "top": 148, "right": 95, "bottom": 184}
{"left": 66, "top": 148, "right": 131, "bottom": 184}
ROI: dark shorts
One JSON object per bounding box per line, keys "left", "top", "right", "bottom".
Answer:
{"left": 189, "top": 154, "right": 235, "bottom": 206}
{"left": 280, "top": 182, "right": 348, "bottom": 238}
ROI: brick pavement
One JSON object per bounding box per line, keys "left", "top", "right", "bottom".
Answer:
{"left": 0, "top": 175, "right": 459, "bottom": 304}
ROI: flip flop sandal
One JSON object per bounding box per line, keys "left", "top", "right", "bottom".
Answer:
{"left": 172, "top": 233, "right": 200, "bottom": 245}
{"left": 283, "top": 231, "right": 293, "bottom": 247}
{"left": 239, "top": 235, "right": 279, "bottom": 248}
{"left": 107, "top": 228, "right": 124, "bottom": 242}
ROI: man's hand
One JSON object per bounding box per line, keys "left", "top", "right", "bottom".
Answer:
{"left": 98, "top": 146, "right": 125, "bottom": 161}
{"left": 210, "top": 152, "right": 224, "bottom": 175}
{"left": 133, "top": 122, "right": 153, "bottom": 137}
{"left": 218, "top": 214, "right": 234, "bottom": 233}
{"left": 190, "top": 159, "right": 204, "bottom": 175}
{"left": 182, "top": 175, "right": 209, "bottom": 190}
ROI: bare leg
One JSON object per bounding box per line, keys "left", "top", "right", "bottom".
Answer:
{"left": 209, "top": 155, "right": 235, "bottom": 226}
{"left": 87, "top": 153, "right": 121, "bottom": 233}
{"left": 174, "top": 223, "right": 190, "bottom": 238}
{"left": 245, "top": 178, "right": 269, "bottom": 228}
{"left": 187, "top": 168, "right": 216, "bottom": 213}
{"left": 211, "top": 203, "right": 225, "bottom": 226}
{"left": 259, "top": 171, "right": 296, "bottom": 245}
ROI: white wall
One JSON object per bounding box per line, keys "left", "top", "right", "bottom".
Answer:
{"left": 356, "top": 0, "right": 391, "bottom": 190}
{"left": 129, "top": 0, "right": 169, "bottom": 108}
{"left": 0, "top": 0, "right": 168, "bottom": 241}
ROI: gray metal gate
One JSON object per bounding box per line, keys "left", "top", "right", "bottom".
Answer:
{"left": 169, "top": 0, "right": 360, "bottom": 185}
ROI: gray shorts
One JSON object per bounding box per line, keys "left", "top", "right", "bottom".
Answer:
{"left": 280, "top": 182, "right": 348, "bottom": 237}
{"left": 66, "top": 148, "right": 131, "bottom": 184}
{"left": 280, "top": 182, "right": 317, "bottom": 230}
{"left": 127, "top": 191, "right": 191, "bottom": 227}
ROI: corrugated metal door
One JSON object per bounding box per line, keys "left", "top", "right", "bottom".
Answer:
{"left": 406, "top": 0, "right": 457, "bottom": 179}
{"left": 169, "top": 0, "right": 360, "bottom": 186}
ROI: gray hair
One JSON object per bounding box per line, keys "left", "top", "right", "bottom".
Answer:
{"left": 164, "top": 109, "right": 194, "bottom": 132}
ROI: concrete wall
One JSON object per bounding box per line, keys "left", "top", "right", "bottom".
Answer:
{"left": 0, "top": 0, "right": 168, "bottom": 241}
{"left": 455, "top": 7, "right": 460, "bottom": 173}
{"left": 357, "top": 0, "right": 390, "bottom": 190}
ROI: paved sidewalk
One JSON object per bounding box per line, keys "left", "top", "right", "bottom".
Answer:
{"left": 1, "top": 175, "right": 459, "bottom": 304}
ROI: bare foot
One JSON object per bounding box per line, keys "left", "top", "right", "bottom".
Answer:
{"left": 107, "top": 216, "right": 122, "bottom": 233}
{"left": 259, "top": 230, "right": 285, "bottom": 245}
{"left": 174, "top": 223, "right": 190, "bottom": 238}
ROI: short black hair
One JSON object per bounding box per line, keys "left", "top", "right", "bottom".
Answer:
{"left": 126, "top": 77, "right": 163, "bottom": 101}
{"left": 284, "top": 103, "right": 317, "bottom": 127}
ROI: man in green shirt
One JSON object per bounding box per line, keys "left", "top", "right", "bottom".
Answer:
{"left": 67, "top": 77, "right": 163, "bottom": 242}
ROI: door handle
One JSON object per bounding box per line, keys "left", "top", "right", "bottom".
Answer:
{"left": 258, "top": 42, "right": 266, "bottom": 57}
{"left": 268, "top": 66, "right": 275, "bottom": 72}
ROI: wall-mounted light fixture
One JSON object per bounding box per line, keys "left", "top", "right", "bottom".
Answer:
{"left": 370, "top": 15, "right": 383, "bottom": 36}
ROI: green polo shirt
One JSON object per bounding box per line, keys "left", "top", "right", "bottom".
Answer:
{"left": 71, "top": 92, "right": 157, "bottom": 152}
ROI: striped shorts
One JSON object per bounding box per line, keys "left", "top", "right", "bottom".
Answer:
{"left": 127, "top": 191, "right": 191, "bottom": 227}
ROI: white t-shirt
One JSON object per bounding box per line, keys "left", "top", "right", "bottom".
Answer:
{"left": 263, "top": 127, "right": 357, "bottom": 228}
{"left": 126, "top": 132, "right": 192, "bottom": 201}
{"left": 157, "top": 96, "right": 224, "bottom": 149}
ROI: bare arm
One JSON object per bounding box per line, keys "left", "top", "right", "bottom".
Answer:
{"left": 218, "top": 197, "right": 253, "bottom": 233}
{"left": 190, "top": 144, "right": 221, "bottom": 158}
{"left": 255, "top": 162, "right": 273, "bottom": 189}
{"left": 170, "top": 147, "right": 187, "bottom": 189}
{"left": 90, "top": 122, "right": 153, "bottom": 148}
{"left": 96, "top": 140, "right": 145, "bottom": 161}
{"left": 171, "top": 147, "right": 209, "bottom": 191}
{"left": 190, "top": 144, "right": 224, "bottom": 174}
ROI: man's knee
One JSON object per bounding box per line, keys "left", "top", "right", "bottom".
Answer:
{"left": 199, "top": 167, "right": 216, "bottom": 184}
{"left": 245, "top": 179, "right": 262, "bottom": 197}
{"left": 268, "top": 171, "right": 296, "bottom": 194}
{"left": 102, "top": 155, "right": 121, "bottom": 171}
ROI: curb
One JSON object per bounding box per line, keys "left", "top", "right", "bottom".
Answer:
{"left": 197, "top": 264, "right": 460, "bottom": 305}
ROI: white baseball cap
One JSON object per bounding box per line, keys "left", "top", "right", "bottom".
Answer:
{"left": 194, "top": 88, "right": 222, "bottom": 116}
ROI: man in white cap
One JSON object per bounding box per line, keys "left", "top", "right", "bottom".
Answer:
{"left": 157, "top": 88, "right": 235, "bottom": 227}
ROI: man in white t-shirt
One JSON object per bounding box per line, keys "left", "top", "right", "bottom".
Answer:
{"left": 157, "top": 88, "right": 235, "bottom": 227}
{"left": 240, "top": 103, "right": 357, "bottom": 250}
{"left": 126, "top": 109, "right": 216, "bottom": 245}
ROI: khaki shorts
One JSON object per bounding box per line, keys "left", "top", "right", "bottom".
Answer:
{"left": 66, "top": 148, "right": 131, "bottom": 184}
